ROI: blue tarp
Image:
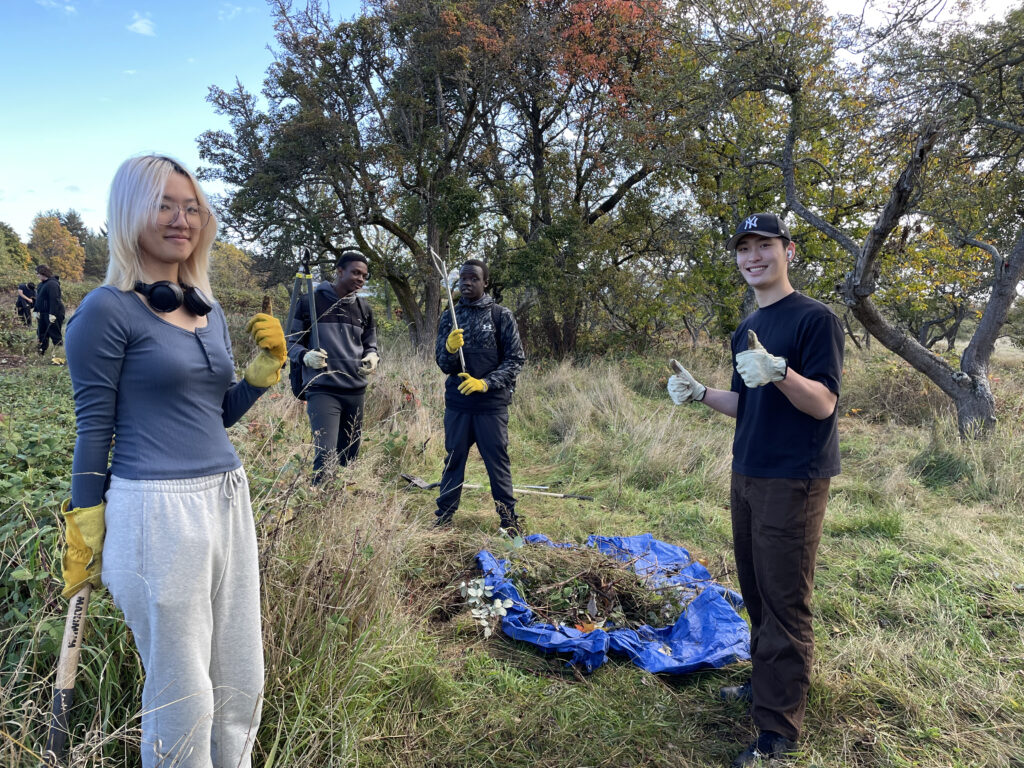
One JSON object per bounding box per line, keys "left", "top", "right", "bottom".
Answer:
{"left": 476, "top": 533, "right": 751, "bottom": 674}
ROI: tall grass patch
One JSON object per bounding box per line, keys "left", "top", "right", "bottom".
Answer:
{"left": 2, "top": 329, "right": 1024, "bottom": 767}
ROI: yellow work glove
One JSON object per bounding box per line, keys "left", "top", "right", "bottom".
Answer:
{"left": 358, "top": 352, "right": 380, "bottom": 376}
{"left": 734, "top": 330, "right": 787, "bottom": 388}
{"left": 445, "top": 328, "right": 464, "bottom": 354}
{"left": 246, "top": 313, "right": 287, "bottom": 362}
{"left": 60, "top": 499, "right": 105, "bottom": 599}
{"left": 457, "top": 372, "right": 488, "bottom": 395}
{"left": 243, "top": 313, "right": 287, "bottom": 387}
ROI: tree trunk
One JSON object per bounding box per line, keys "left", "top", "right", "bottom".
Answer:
{"left": 951, "top": 379, "right": 996, "bottom": 438}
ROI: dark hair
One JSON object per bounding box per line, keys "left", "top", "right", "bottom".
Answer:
{"left": 461, "top": 259, "right": 489, "bottom": 284}
{"left": 27, "top": 282, "right": 36, "bottom": 290}
{"left": 337, "top": 250, "right": 368, "bottom": 271}
{"left": 36, "top": 265, "right": 53, "bottom": 279}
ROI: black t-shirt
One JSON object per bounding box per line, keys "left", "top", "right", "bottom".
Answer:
{"left": 730, "top": 291, "right": 844, "bottom": 479}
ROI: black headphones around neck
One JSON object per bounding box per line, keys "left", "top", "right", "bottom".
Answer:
{"left": 134, "top": 281, "right": 213, "bottom": 316}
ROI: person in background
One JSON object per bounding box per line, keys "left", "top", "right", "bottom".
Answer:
{"left": 666, "top": 213, "right": 844, "bottom": 767}
{"left": 64, "top": 154, "right": 285, "bottom": 768}
{"left": 287, "top": 250, "right": 379, "bottom": 484}
{"left": 34, "top": 265, "right": 64, "bottom": 354}
{"left": 434, "top": 259, "right": 525, "bottom": 534}
{"left": 15, "top": 282, "right": 35, "bottom": 326}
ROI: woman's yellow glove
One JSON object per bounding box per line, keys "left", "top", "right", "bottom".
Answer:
{"left": 246, "top": 313, "right": 287, "bottom": 362}
{"left": 60, "top": 499, "right": 105, "bottom": 599}
{"left": 243, "top": 313, "right": 286, "bottom": 387}
{"left": 457, "top": 373, "right": 488, "bottom": 395}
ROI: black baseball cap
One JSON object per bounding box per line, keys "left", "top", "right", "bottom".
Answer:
{"left": 726, "top": 213, "right": 792, "bottom": 250}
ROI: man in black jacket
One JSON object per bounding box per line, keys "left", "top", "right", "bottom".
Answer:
{"left": 287, "top": 251, "right": 379, "bottom": 483}
{"left": 34, "top": 265, "right": 65, "bottom": 354}
{"left": 15, "top": 282, "right": 35, "bottom": 326}
{"left": 434, "top": 259, "right": 526, "bottom": 533}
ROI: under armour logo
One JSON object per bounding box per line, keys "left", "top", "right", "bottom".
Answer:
{"left": 743, "top": 216, "right": 758, "bottom": 230}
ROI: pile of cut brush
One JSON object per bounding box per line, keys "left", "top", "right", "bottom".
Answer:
{"left": 505, "top": 543, "right": 697, "bottom": 632}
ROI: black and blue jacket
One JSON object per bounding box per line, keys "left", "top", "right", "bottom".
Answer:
{"left": 436, "top": 294, "right": 525, "bottom": 413}
{"left": 288, "top": 281, "right": 377, "bottom": 395}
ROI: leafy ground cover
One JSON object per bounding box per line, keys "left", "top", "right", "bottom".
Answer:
{"left": 1, "top": 304, "right": 1022, "bottom": 767}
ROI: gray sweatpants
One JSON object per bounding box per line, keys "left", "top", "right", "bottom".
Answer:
{"left": 102, "top": 467, "right": 263, "bottom": 768}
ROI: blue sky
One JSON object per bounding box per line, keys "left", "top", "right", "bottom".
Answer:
{"left": 0, "top": 0, "right": 358, "bottom": 240}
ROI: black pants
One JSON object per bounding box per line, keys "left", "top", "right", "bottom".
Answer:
{"left": 306, "top": 390, "right": 365, "bottom": 483}
{"left": 436, "top": 408, "right": 515, "bottom": 520}
{"left": 16, "top": 305, "right": 32, "bottom": 326}
{"left": 37, "top": 316, "right": 63, "bottom": 354}
{"left": 730, "top": 473, "right": 830, "bottom": 742}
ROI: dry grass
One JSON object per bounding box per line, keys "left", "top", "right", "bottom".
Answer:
{"left": 2, "top": 337, "right": 1024, "bottom": 767}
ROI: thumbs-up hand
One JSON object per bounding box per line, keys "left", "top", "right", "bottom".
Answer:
{"left": 735, "top": 330, "right": 787, "bottom": 388}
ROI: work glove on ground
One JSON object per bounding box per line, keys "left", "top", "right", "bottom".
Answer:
{"left": 358, "top": 352, "right": 380, "bottom": 376}
{"left": 457, "top": 372, "right": 488, "bottom": 395}
{"left": 445, "top": 328, "right": 464, "bottom": 354}
{"left": 60, "top": 499, "right": 105, "bottom": 598}
{"left": 667, "top": 363, "right": 706, "bottom": 405}
{"left": 735, "top": 330, "right": 787, "bottom": 388}
{"left": 243, "top": 313, "right": 287, "bottom": 387}
{"left": 303, "top": 349, "right": 329, "bottom": 369}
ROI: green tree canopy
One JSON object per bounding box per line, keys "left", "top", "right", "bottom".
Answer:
{"left": 0, "top": 221, "right": 32, "bottom": 277}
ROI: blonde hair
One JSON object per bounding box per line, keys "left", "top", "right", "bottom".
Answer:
{"left": 105, "top": 154, "right": 217, "bottom": 296}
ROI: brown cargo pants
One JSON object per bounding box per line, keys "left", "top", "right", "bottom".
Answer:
{"left": 730, "top": 473, "right": 831, "bottom": 741}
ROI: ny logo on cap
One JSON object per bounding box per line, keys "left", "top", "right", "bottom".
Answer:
{"left": 744, "top": 216, "right": 759, "bottom": 230}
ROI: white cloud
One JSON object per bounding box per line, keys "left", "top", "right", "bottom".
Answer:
{"left": 187, "top": 57, "right": 196, "bottom": 64}
{"left": 127, "top": 12, "right": 156, "bottom": 36}
{"left": 218, "top": 4, "right": 243, "bottom": 21}
{"left": 65, "top": 185, "right": 81, "bottom": 193}
{"left": 35, "top": 1, "right": 77, "bottom": 13}
{"left": 123, "top": 69, "right": 137, "bottom": 76}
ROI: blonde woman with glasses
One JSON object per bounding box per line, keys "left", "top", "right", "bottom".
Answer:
{"left": 62, "top": 154, "right": 285, "bottom": 767}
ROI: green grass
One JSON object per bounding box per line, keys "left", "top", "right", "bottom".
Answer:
{"left": 1, "top": 309, "right": 1023, "bottom": 767}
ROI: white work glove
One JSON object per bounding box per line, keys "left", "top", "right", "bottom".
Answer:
{"left": 48, "top": 314, "right": 57, "bottom": 323}
{"left": 735, "top": 330, "right": 787, "bottom": 388}
{"left": 303, "top": 349, "right": 328, "bottom": 369}
{"left": 358, "top": 352, "right": 379, "bottom": 376}
{"left": 667, "top": 362, "right": 706, "bottom": 405}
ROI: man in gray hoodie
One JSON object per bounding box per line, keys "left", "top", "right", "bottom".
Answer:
{"left": 288, "top": 251, "right": 379, "bottom": 483}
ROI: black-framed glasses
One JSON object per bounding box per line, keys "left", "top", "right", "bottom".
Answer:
{"left": 156, "top": 202, "right": 212, "bottom": 229}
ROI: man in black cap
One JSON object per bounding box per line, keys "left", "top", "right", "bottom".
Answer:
{"left": 666, "top": 213, "right": 844, "bottom": 766}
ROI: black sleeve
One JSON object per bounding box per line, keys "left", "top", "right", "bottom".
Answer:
{"left": 485, "top": 307, "right": 525, "bottom": 391}
{"left": 435, "top": 308, "right": 461, "bottom": 374}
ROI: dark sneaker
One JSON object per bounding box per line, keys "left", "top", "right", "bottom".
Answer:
{"left": 730, "top": 732, "right": 798, "bottom": 767}
{"left": 434, "top": 511, "right": 454, "bottom": 528}
{"left": 719, "top": 680, "right": 752, "bottom": 704}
